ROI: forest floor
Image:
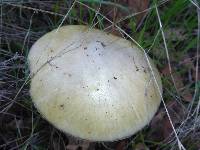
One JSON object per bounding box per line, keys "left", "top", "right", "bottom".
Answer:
{"left": 0, "top": 0, "right": 200, "bottom": 150}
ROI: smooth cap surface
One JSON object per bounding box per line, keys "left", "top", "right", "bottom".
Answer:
{"left": 28, "top": 25, "right": 162, "bottom": 141}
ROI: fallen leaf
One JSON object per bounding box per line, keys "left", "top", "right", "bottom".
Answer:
{"left": 161, "top": 65, "right": 171, "bottom": 75}
{"left": 116, "top": 140, "right": 127, "bottom": 150}
{"left": 182, "top": 90, "right": 193, "bottom": 102}
{"left": 66, "top": 139, "right": 90, "bottom": 150}
{"left": 102, "top": 0, "right": 149, "bottom": 34}
{"left": 162, "top": 116, "right": 173, "bottom": 139}
{"left": 192, "top": 67, "right": 200, "bottom": 81}
{"left": 149, "top": 101, "right": 186, "bottom": 141}
{"left": 125, "top": 0, "right": 149, "bottom": 26}
{"left": 135, "top": 143, "right": 149, "bottom": 150}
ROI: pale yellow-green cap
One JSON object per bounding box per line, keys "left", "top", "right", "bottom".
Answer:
{"left": 28, "top": 25, "right": 162, "bottom": 141}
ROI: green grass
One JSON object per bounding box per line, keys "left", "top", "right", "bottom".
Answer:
{"left": 0, "top": 0, "right": 199, "bottom": 149}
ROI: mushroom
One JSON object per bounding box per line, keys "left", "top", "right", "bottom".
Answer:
{"left": 28, "top": 25, "right": 162, "bottom": 141}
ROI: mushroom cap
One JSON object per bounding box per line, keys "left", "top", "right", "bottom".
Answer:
{"left": 28, "top": 25, "right": 162, "bottom": 141}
